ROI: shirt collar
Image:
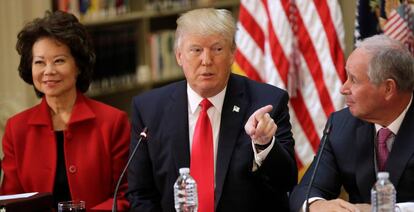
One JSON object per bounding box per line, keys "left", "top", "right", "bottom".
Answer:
{"left": 187, "top": 84, "right": 227, "bottom": 114}
{"left": 375, "top": 94, "right": 413, "bottom": 134}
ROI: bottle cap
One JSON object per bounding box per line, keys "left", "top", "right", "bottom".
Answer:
{"left": 377, "top": 172, "right": 389, "bottom": 179}
{"left": 179, "top": 167, "right": 190, "bottom": 174}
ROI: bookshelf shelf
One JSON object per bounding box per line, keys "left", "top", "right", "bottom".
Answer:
{"left": 87, "top": 73, "right": 185, "bottom": 98}
{"left": 82, "top": 0, "right": 239, "bottom": 27}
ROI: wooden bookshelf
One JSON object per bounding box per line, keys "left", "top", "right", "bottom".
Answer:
{"left": 53, "top": 0, "right": 240, "bottom": 114}
{"left": 81, "top": 0, "right": 240, "bottom": 26}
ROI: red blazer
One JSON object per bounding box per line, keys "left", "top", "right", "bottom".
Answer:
{"left": 1, "top": 92, "right": 130, "bottom": 211}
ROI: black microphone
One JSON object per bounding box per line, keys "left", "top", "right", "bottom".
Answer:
{"left": 112, "top": 127, "right": 148, "bottom": 212}
{"left": 305, "top": 118, "right": 332, "bottom": 212}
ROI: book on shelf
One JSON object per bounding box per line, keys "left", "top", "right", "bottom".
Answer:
{"left": 52, "top": 0, "right": 129, "bottom": 20}
{"left": 53, "top": 0, "right": 222, "bottom": 21}
{"left": 149, "top": 30, "right": 181, "bottom": 81}
{"left": 145, "top": 0, "right": 216, "bottom": 11}
{"left": 88, "top": 22, "right": 138, "bottom": 79}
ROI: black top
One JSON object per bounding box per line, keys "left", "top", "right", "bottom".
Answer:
{"left": 53, "top": 131, "right": 71, "bottom": 206}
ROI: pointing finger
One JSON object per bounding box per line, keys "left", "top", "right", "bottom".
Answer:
{"left": 253, "top": 105, "right": 273, "bottom": 121}
{"left": 245, "top": 105, "right": 273, "bottom": 137}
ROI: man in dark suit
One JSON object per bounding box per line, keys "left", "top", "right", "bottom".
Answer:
{"left": 289, "top": 34, "right": 414, "bottom": 212}
{"left": 126, "top": 8, "right": 297, "bottom": 212}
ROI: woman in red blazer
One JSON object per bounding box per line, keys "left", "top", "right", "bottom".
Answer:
{"left": 0, "top": 11, "right": 130, "bottom": 211}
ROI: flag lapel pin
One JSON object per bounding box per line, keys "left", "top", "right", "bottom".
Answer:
{"left": 233, "top": 105, "right": 240, "bottom": 113}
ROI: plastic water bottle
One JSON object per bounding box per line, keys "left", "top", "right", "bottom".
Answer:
{"left": 371, "top": 172, "right": 396, "bottom": 212}
{"left": 174, "top": 167, "right": 198, "bottom": 212}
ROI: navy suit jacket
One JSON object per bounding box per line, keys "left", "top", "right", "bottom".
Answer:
{"left": 289, "top": 102, "right": 414, "bottom": 212}
{"left": 127, "top": 74, "right": 297, "bottom": 212}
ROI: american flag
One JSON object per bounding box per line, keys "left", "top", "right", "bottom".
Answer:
{"left": 233, "top": 0, "right": 346, "bottom": 174}
{"left": 383, "top": 1, "right": 414, "bottom": 53}
{"left": 355, "top": 0, "right": 414, "bottom": 53}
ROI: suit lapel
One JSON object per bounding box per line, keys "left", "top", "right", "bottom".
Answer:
{"left": 215, "top": 75, "right": 248, "bottom": 208}
{"left": 387, "top": 101, "right": 414, "bottom": 187}
{"left": 355, "top": 122, "right": 376, "bottom": 202}
{"left": 164, "top": 82, "right": 191, "bottom": 173}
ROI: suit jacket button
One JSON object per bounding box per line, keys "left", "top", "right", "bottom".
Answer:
{"left": 69, "top": 165, "right": 77, "bottom": 173}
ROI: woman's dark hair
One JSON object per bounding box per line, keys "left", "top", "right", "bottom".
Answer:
{"left": 16, "top": 10, "right": 95, "bottom": 97}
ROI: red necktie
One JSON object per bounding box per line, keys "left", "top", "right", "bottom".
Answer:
{"left": 377, "top": 128, "right": 392, "bottom": 171}
{"left": 190, "top": 99, "right": 214, "bottom": 212}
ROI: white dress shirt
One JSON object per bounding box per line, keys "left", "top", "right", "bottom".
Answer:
{"left": 187, "top": 84, "right": 274, "bottom": 180}
{"left": 374, "top": 95, "right": 412, "bottom": 152}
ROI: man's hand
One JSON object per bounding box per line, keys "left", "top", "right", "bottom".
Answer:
{"left": 354, "top": 203, "right": 371, "bottom": 212}
{"left": 244, "top": 105, "right": 277, "bottom": 145}
{"left": 309, "top": 199, "right": 370, "bottom": 212}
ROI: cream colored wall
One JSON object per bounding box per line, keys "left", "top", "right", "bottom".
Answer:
{"left": 339, "top": 0, "right": 357, "bottom": 57}
{"left": 0, "top": 0, "right": 51, "bottom": 159}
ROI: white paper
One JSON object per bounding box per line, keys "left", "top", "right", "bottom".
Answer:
{"left": 0, "top": 192, "right": 38, "bottom": 201}
{"left": 396, "top": 202, "right": 414, "bottom": 212}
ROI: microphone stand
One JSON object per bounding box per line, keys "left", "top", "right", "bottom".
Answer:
{"left": 305, "top": 119, "right": 332, "bottom": 212}
{"left": 112, "top": 127, "right": 148, "bottom": 212}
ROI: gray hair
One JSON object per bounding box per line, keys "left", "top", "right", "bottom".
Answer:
{"left": 356, "top": 34, "right": 414, "bottom": 91}
{"left": 175, "top": 8, "right": 236, "bottom": 51}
